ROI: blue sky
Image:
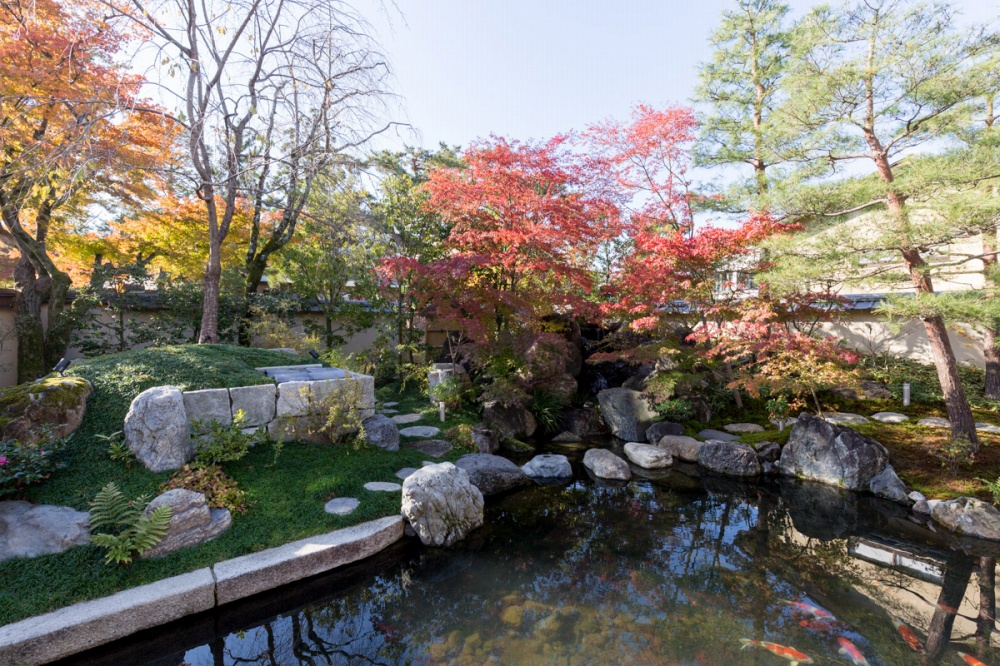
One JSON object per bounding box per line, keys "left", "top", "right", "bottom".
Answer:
{"left": 364, "top": 0, "right": 999, "bottom": 151}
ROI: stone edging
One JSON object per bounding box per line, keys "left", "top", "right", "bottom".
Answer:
{"left": 0, "top": 515, "right": 404, "bottom": 666}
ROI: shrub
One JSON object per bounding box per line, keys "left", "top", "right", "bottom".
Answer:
{"left": 162, "top": 464, "right": 249, "bottom": 514}
{"left": 0, "top": 430, "right": 68, "bottom": 497}
{"left": 192, "top": 411, "right": 265, "bottom": 468}
{"left": 431, "top": 374, "right": 475, "bottom": 409}
{"left": 652, "top": 398, "right": 696, "bottom": 422}
{"left": 529, "top": 388, "right": 568, "bottom": 433}
{"left": 98, "top": 430, "right": 133, "bottom": 467}
{"left": 88, "top": 483, "right": 172, "bottom": 565}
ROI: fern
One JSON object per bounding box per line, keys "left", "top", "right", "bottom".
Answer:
{"left": 89, "top": 483, "right": 172, "bottom": 565}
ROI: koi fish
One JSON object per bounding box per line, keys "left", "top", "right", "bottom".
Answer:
{"left": 937, "top": 602, "right": 959, "bottom": 614}
{"left": 799, "top": 619, "right": 835, "bottom": 633}
{"left": 783, "top": 600, "right": 834, "bottom": 619}
{"left": 957, "top": 652, "right": 987, "bottom": 666}
{"left": 891, "top": 616, "right": 925, "bottom": 654}
{"left": 739, "top": 639, "right": 814, "bottom": 665}
{"left": 836, "top": 637, "right": 870, "bottom": 666}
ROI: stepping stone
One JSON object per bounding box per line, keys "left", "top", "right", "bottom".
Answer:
{"left": 822, "top": 412, "right": 869, "bottom": 426}
{"left": 392, "top": 413, "right": 423, "bottom": 425}
{"left": 399, "top": 425, "right": 441, "bottom": 438}
{"left": 363, "top": 481, "right": 402, "bottom": 492}
{"left": 977, "top": 422, "right": 1000, "bottom": 435}
{"left": 382, "top": 402, "right": 399, "bottom": 408}
{"left": 872, "top": 412, "right": 909, "bottom": 424}
{"left": 623, "top": 442, "right": 672, "bottom": 469}
{"left": 404, "top": 439, "right": 453, "bottom": 458}
{"left": 395, "top": 467, "right": 418, "bottom": 480}
{"left": 324, "top": 498, "right": 359, "bottom": 515}
{"left": 723, "top": 423, "right": 765, "bottom": 434}
{"left": 697, "top": 429, "right": 739, "bottom": 442}
{"left": 381, "top": 409, "right": 399, "bottom": 415}
{"left": 917, "top": 416, "right": 951, "bottom": 429}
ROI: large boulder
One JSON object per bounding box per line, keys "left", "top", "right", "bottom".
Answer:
{"left": 932, "top": 497, "right": 1000, "bottom": 541}
{"left": 482, "top": 401, "right": 537, "bottom": 441}
{"left": 522, "top": 454, "right": 572, "bottom": 479}
{"left": 401, "top": 463, "right": 484, "bottom": 547}
{"left": 623, "top": 442, "right": 672, "bottom": 469}
{"left": 868, "top": 465, "right": 909, "bottom": 504}
{"left": 778, "top": 413, "right": 889, "bottom": 491}
{"left": 645, "top": 421, "right": 685, "bottom": 444}
{"left": 140, "top": 489, "right": 231, "bottom": 558}
{"left": 0, "top": 501, "right": 90, "bottom": 561}
{"left": 124, "top": 386, "right": 193, "bottom": 472}
{"left": 0, "top": 376, "right": 92, "bottom": 446}
{"left": 455, "top": 453, "right": 531, "bottom": 496}
{"left": 362, "top": 414, "right": 400, "bottom": 451}
{"left": 656, "top": 435, "right": 705, "bottom": 463}
{"left": 698, "top": 441, "right": 761, "bottom": 477}
{"left": 471, "top": 423, "right": 500, "bottom": 454}
{"left": 596, "top": 388, "right": 658, "bottom": 442}
{"left": 582, "top": 448, "right": 631, "bottom": 480}
{"left": 563, "top": 407, "right": 608, "bottom": 438}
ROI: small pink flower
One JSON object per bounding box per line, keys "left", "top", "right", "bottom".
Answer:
{"left": 0, "top": 456, "right": 7, "bottom": 466}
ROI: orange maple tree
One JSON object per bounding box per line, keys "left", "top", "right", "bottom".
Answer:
{"left": 0, "top": 0, "right": 176, "bottom": 380}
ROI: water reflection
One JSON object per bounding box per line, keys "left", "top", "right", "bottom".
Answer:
{"left": 66, "top": 466, "right": 1000, "bottom": 666}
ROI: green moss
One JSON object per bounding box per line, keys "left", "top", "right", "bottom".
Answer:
{"left": 0, "top": 375, "right": 91, "bottom": 418}
{"left": 0, "top": 347, "right": 482, "bottom": 626}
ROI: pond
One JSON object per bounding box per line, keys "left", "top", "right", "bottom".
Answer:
{"left": 63, "top": 442, "right": 999, "bottom": 666}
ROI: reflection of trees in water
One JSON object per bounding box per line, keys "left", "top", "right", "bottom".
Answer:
{"left": 184, "top": 478, "right": 999, "bottom": 665}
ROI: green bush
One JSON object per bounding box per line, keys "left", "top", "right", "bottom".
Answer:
{"left": 431, "top": 375, "right": 476, "bottom": 409}
{"left": 0, "top": 430, "right": 68, "bottom": 498}
{"left": 192, "top": 411, "right": 265, "bottom": 468}
{"left": 88, "top": 483, "right": 172, "bottom": 565}
{"left": 530, "top": 389, "right": 568, "bottom": 433}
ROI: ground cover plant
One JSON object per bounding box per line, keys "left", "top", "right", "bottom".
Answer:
{"left": 0, "top": 345, "right": 477, "bottom": 626}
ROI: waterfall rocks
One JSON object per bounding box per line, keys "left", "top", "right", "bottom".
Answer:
{"left": 401, "top": 463, "right": 485, "bottom": 547}
{"left": 596, "top": 388, "right": 658, "bottom": 441}
{"left": 124, "top": 386, "right": 194, "bottom": 473}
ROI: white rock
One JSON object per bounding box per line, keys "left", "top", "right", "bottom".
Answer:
{"left": 917, "top": 416, "right": 951, "bottom": 429}
{"left": 183, "top": 389, "right": 232, "bottom": 428}
{"left": 401, "top": 463, "right": 484, "bottom": 547}
{"left": 124, "top": 386, "right": 193, "bottom": 473}
{"left": 822, "top": 412, "right": 869, "bottom": 426}
{"left": 583, "top": 449, "right": 631, "bottom": 480}
{"left": 276, "top": 381, "right": 311, "bottom": 418}
{"left": 723, "top": 423, "right": 765, "bottom": 434}
{"left": 871, "top": 412, "right": 909, "bottom": 424}
{"left": 392, "top": 413, "right": 423, "bottom": 424}
{"left": 324, "top": 498, "right": 359, "bottom": 515}
{"left": 0, "top": 502, "right": 90, "bottom": 561}
{"left": 399, "top": 425, "right": 441, "bottom": 438}
{"left": 363, "top": 482, "right": 402, "bottom": 492}
{"left": 656, "top": 435, "right": 705, "bottom": 463}
{"left": 623, "top": 442, "right": 672, "bottom": 469}
{"left": 908, "top": 490, "right": 927, "bottom": 502}
{"left": 229, "top": 384, "right": 276, "bottom": 427}
{"left": 522, "top": 454, "right": 572, "bottom": 479}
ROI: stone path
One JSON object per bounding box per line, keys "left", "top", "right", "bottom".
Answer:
{"left": 917, "top": 416, "right": 950, "bottom": 428}
{"left": 399, "top": 425, "right": 441, "bottom": 438}
{"left": 395, "top": 467, "right": 417, "bottom": 480}
{"left": 324, "top": 498, "right": 359, "bottom": 515}
{"left": 382, "top": 402, "right": 399, "bottom": 408}
{"left": 391, "top": 413, "right": 423, "bottom": 425}
{"left": 363, "top": 481, "right": 402, "bottom": 492}
{"left": 403, "top": 439, "right": 453, "bottom": 457}
{"left": 723, "top": 423, "right": 764, "bottom": 434}
{"left": 822, "top": 412, "right": 869, "bottom": 426}
{"left": 380, "top": 409, "right": 399, "bottom": 415}
{"left": 697, "top": 429, "right": 739, "bottom": 442}
{"left": 871, "top": 412, "right": 909, "bottom": 424}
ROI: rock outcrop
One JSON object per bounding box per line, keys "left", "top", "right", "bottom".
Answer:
{"left": 401, "top": 463, "right": 484, "bottom": 547}
{"left": 0, "top": 376, "right": 92, "bottom": 446}
{"left": 778, "top": 413, "right": 889, "bottom": 492}
{"left": 362, "top": 414, "right": 400, "bottom": 451}
{"left": 124, "top": 386, "right": 194, "bottom": 472}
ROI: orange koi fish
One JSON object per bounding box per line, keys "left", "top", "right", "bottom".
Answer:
{"left": 836, "top": 637, "right": 870, "bottom": 666}
{"left": 739, "top": 639, "right": 814, "bottom": 665}
{"left": 957, "top": 652, "right": 987, "bottom": 666}
{"left": 799, "top": 619, "right": 835, "bottom": 634}
{"left": 783, "top": 600, "right": 834, "bottom": 619}
{"left": 891, "top": 616, "right": 925, "bottom": 654}
{"left": 937, "top": 602, "right": 959, "bottom": 614}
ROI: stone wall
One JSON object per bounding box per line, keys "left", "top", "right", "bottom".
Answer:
{"left": 180, "top": 365, "right": 375, "bottom": 443}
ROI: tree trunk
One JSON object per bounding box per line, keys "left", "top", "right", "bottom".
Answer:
{"left": 922, "top": 313, "right": 979, "bottom": 448}
{"left": 977, "top": 557, "right": 996, "bottom": 654}
{"left": 985, "top": 328, "right": 1000, "bottom": 400}
{"left": 199, "top": 239, "right": 222, "bottom": 344}
{"left": 13, "top": 257, "right": 47, "bottom": 383}
{"left": 923, "top": 553, "right": 974, "bottom": 663}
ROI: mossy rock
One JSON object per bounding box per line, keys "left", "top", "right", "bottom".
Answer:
{"left": 0, "top": 375, "right": 92, "bottom": 445}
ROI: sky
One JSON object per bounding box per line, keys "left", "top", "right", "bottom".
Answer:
{"left": 360, "top": 0, "right": 1000, "bottom": 152}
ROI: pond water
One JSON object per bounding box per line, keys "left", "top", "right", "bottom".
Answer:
{"left": 65, "top": 442, "right": 1000, "bottom": 666}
